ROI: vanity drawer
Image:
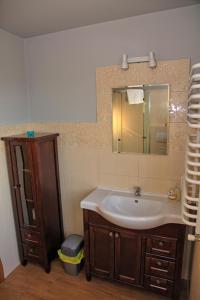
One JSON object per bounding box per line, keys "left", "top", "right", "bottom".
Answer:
{"left": 21, "top": 229, "right": 41, "bottom": 245}
{"left": 144, "top": 275, "right": 173, "bottom": 297}
{"left": 146, "top": 237, "right": 177, "bottom": 258}
{"left": 145, "top": 256, "right": 175, "bottom": 280}
{"left": 23, "top": 244, "right": 43, "bottom": 261}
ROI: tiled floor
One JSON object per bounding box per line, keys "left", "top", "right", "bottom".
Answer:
{"left": 0, "top": 260, "right": 170, "bottom": 300}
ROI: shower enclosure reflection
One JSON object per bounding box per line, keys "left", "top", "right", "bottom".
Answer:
{"left": 112, "top": 84, "right": 169, "bottom": 155}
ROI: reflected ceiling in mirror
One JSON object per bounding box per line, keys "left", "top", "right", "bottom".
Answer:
{"left": 112, "top": 84, "right": 169, "bottom": 155}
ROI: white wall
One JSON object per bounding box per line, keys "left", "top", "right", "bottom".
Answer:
{"left": 0, "top": 29, "right": 29, "bottom": 124}
{"left": 0, "top": 144, "right": 20, "bottom": 277}
{"left": 0, "top": 29, "right": 28, "bottom": 276}
{"left": 25, "top": 4, "right": 200, "bottom": 123}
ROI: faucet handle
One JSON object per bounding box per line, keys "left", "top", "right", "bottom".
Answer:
{"left": 134, "top": 186, "right": 141, "bottom": 192}
{"left": 134, "top": 186, "right": 141, "bottom": 196}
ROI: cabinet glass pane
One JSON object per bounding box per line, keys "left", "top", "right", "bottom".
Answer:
{"left": 15, "top": 145, "right": 36, "bottom": 226}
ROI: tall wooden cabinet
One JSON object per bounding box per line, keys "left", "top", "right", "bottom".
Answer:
{"left": 2, "top": 133, "right": 64, "bottom": 272}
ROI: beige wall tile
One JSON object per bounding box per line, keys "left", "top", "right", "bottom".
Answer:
{"left": 99, "top": 148, "right": 139, "bottom": 177}
{"left": 169, "top": 91, "right": 187, "bottom": 123}
{"left": 61, "top": 167, "right": 99, "bottom": 236}
{"left": 116, "top": 154, "right": 139, "bottom": 177}
{"left": 169, "top": 122, "right": 187, "bottom": 152}
{"left": 99, "top": 147, "right": 118, "bottom": 174}
{"left": 59, "top": 145, "right": 99, "bottom": 173}
{"left": 99, "top": 173, "right": 139, "bottom": 190}
{"left": 138, "top": 152, "right": 185, "bottom": 180}
{"left": 138, "top": 177, "right": 180, "bottom": 194}
{"left": 96, "top": 59, "right": 189, "bottom": 92}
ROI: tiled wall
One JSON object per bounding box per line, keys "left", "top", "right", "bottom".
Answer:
{"left": 96, "top": 59, "right": 189, "bottom": 194}
{"left": 0, "top": 59, "right": 189, "bottom": 238}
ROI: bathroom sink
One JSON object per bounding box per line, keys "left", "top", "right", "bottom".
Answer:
{"left": 80, "top": 188, "right": 182, "bottom": 230}
{"left": 99, "top": 195, "right": 163, "bottom": 229}
{"left": 100, "top": 195, "right": 161, "bottom": 217}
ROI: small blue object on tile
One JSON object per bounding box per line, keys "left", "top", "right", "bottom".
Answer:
{"left": 26, "top": 130, "right": 35, "bottom": 138}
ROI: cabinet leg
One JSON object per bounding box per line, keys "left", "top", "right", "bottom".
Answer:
{"left": 85, "top": 266, "right": 92, "bottom": 281}
{"left": 44, "top": 263, "right": 51, "bottom": 273}
{"left": 86, "top": 272, "right": 92, "bottom": 281}
{"left": 21, "top": 259, "right": 27, "bottom": 266}
{"left": 85, "top": 261, "right": 91, "bottom": 281}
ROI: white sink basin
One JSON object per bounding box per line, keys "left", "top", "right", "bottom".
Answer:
{"left": 80, "top": 188, "right": 182, "bottom": 230}
{"left": 99, "top": 195, "right": 163, "bottom": 229}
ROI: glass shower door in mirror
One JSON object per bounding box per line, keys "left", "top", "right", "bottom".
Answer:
{"left": 112, "top": 84, "right": 169, "bottom": 155}
{"left": 11, "top": 143, "right": 38, "bottom": 227}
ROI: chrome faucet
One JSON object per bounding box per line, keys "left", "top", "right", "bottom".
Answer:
{"left": 134, "top": 186, "right": 141, "bottom": 197}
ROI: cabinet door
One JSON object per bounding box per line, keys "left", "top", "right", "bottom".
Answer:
{"left": 89, "top": 226, "right": 114, "bottom": 279}
{"left": 114, "top": 231, "right": 142, "bottom": 285}
{"left": 10, "top": 141, "right": 39, "bottom": 228}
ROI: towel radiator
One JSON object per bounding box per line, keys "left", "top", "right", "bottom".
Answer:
{"left": 182, "top": 62, "right": 200, "bottom": 241}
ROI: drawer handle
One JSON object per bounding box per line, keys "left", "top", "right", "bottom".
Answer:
{"left": 27, "top": 234, "right": 32, "bottom": 239}
{"left": 150, "top": 266, "right": 168, "bottom": 273}
{"left": 152, "top": 247, "right": 170, "bottom": 254}
{"left": 150, "top": 284, "right": 167, "bottom": 291}
{"left": 109, "top": 232, "right": 113, "bottom": 237}
{"left": 29, "top": 248, "right": 34, "bottom": 253}
{"left": 115, "top": 233, "right": 119, "bottom": 239}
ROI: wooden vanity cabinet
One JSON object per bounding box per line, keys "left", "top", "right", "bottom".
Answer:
{"left": 89, "top": 225, "right": 141, "bottom": 284}
{"left": 89, "top": 226, "right": 114, "bottom": 279}
{"left": 2, "top": 133, "right": 64, "bottom": 272}
{"left": 114, "top": 230, "right": 142, "bottom": 285}
{"left": 83, "top": 210, "right": 186, "bottom": 299}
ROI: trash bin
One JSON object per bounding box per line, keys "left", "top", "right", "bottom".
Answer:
{"left": 58, "top": 234, "right": 84, "bottom": 276}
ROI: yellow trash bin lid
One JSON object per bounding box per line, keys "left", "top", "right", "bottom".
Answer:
{"left": 58, "top": 248, "right": 84, "bottom": 265}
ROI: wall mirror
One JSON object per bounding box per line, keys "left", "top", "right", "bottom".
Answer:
{"left": 112, "top": 84, "right": 169, "bottom": 155}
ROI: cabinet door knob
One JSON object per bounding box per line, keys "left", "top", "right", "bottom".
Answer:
{"left": 158, "top": 241, "right": 164, "bottom": 247}
{"left": 115, "top": 233, "right": 119, "bottom": 238}
{"left": 13, "top": 184, "right": 20, "bottom": 190}
{"left": 156, "top": 279, "right": 161, "bottom": 285}
{"left": 32, "top": 208, "right": 36, "bottom": 221}
{"left": 109, "top": 232, "right": 113, "bottom": 237}
{"left": 156, "top": 261, "right": 162, "bottom": 267}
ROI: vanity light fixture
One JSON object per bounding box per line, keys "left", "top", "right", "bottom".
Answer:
{"left": 121, "top": 51, "right": 157, "bottom": 70}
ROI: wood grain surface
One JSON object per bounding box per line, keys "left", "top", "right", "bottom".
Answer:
{"left": 0, "top": 260, "right": 168, "bottom": 300}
